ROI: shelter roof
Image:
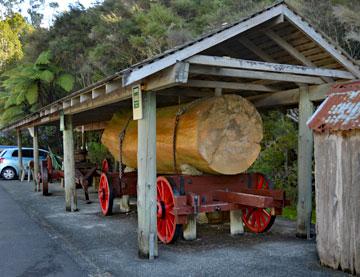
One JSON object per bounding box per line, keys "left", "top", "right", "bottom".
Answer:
{"left": 308, "top": 81, "right": 360, "bottom": 132}
{"left": 2, "top": 0, "right": 360, "bottom": 132}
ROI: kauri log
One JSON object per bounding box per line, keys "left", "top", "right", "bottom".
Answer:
{"left": 101, "top": 94, "right": 263, "bottom": 175}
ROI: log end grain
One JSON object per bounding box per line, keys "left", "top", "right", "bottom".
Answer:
{"left": 196, "top": 95, "right": 263, "bottom": 174}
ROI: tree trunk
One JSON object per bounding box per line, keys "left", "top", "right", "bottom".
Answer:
{"left": 101, "top": 94, "right": 263, "bottom": 175}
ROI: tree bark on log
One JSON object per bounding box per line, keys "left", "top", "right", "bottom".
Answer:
{"left": 101, "top": 94, "right": 263, "bottom": 175}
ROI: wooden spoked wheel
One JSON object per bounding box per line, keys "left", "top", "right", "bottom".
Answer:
{"left": 156, "top": 176, "right": 182, "bottom": 244}
{"left": 241, "top": 173, "right": 276, "bottom": 233}
{"left": 98, "top": 173, "right": 114, "bottom": 216}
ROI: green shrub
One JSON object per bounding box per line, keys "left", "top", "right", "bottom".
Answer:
{"left": 249, "top": 110, "right": 298, "bottom": 206}
{"left": 87, "top": 141, "right": 114, "bottom": 167}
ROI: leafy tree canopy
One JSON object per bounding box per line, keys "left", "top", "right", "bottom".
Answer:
{"left": 0, "top": 13, "right": 32, "bottom": 72}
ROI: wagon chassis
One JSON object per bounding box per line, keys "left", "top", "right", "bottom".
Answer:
{"left": 40, "top": 156, "right": 98, "bottom": 203}
{"left": 98, "top": 160, "right": 288, "bottom": 244}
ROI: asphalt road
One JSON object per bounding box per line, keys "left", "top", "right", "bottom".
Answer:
{"left": 0, "top": 184, "right": 88, "bottom": 277}
{"left": 0, "top": 180, "right": 350, "bottom": 277}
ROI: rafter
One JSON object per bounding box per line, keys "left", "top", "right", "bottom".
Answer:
{"left": 239, "top": 37, "right": 276, "bottom": 62}
{"left": 264, "top": 30, "right": 332, "bottom": 82}
{"left": 282, "top": 6, "right": 360, "bottom": 78}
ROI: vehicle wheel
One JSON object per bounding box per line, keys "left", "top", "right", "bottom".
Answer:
{"left": 1, "top": 167, "right": 17, "bottom": 180}
{"left": 241, "top": 173, "right": 276, "bottom": 233}
{"left": 156, "top": 176, "right": 182, "bottom": 244}
{"left": 98, "top": 173, "right": 114, "bottom": 216}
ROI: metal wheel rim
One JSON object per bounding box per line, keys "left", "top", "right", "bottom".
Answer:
{"left": 242, "top": 174, "right": 273, "bottom": 233}
{"left": 157, "top": 176, "right": 177, "bottom": 244}
{"left": 3, "top": 168, "right": 15, "bottom": 180}
{"left": 98, "top": 173, "right": 110, "bottom": 215}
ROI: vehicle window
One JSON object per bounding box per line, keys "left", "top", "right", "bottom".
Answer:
{"left": 12, "top": 150, "right": 18, "bottom": 157}
{"left": 22, "top": 149, "right": 33, "bottom": 158}
{"left": 0, "top": 150, "right": 6, "bottom": 157}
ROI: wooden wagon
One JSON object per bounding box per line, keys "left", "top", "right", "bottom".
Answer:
{"left": 40, "top": 156, "right": 98, "bottom": 203}
{"left": 98, "top": 160, "right": 288, "bottom": 244}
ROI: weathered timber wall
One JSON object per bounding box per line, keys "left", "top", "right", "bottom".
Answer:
{"left": 314, "top": 130, "right": 360, "bottom": 275}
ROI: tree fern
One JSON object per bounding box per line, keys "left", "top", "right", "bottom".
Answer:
{"left": 26, "top": 83, "right": 38, "bottom": 105}
{"left": 0, "top": 50, "right": 74, "bottom": 126}
{"left": 39, "top": 70, "right": 54, "bottom": 83}
{"left": 1, "top": 105, "right": 24, "bottom": 123}
{"left": 16, "top": 90, "right": 26, "bottom": 105}
{"left": 4, "top": 95, "right": 17, "bottom": 109}
{"left": 56, "top": 74, "right": 75, "bottom": 92}
{"left": 35, "top": 50, "right": 52, "bottom": 65}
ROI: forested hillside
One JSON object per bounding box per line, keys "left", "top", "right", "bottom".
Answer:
{"left": 0, "top": 0, "right": 359, "bottom": 206}
{"left": 1, "top": 0, "right": 359, "bottom": 123}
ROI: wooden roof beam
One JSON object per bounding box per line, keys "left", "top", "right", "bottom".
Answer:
{"left": 190, "top": 65, "right": 323, "bottom": 84}
{"left": 239, "top": 37, "right": 276, "bottom": 62}
{"left": 247, "top": 83, "right": 332, "bottom": 108}
{"left": 92, "top": 86, "right": 106, "bottom": 99}
{"left": 157, "top": 88, "right": 214, "bottom": 98}
{"left": 74, "top": 121, "right": 108, "bottom": 132}
{"left": 106, "top": 79, "right": 122, "bottom": 94}
{"left": 264, "top": 29, "right": 332, "bottom": 83}
{"left": 184, "top": 79, "right": 276, "bottom": 92}
{"left": 187, "top": 55, "right": 355, "bottom": 79}
{"left": 143, "top": 62, "right": 189, "bottom": 91}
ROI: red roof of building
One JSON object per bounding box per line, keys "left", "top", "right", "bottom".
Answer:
{"left": 307, "top": 81, "right": 360, "bottom": 132}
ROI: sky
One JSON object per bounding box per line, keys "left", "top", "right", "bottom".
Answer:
{"left": 0, "top": 0, "right": 102, "bottom": 27}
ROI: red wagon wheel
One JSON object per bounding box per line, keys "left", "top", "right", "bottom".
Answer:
{"left": 101, "top": 159, "right": 109, "bottom": 173}
{"left": 98, "top": 173, "right": 114, "bottom": 216}
{"left": 156, "top": 176, "right": 182, "bottom": 244}
{"left": 241, "top": 173, "right": 276, "bottom": 233}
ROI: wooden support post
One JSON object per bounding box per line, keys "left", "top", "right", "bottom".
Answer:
{"left": 16, "top": 129, "right": 23, "bottom": 181}
{"left": 230, "top": 210, "right": 244, "bottom": 235}
{"left": 81, "top": 125, "right": 85, "bottom": 150}
{"left": 33, "top": 127, "right": 40, "bottom": 191}
{"left": 214, "top": 87, "right": 222, "bottom": 96}
{"left": 137, "top": 91, "right": 158, "bottom": 259}
{"left": 62, "top": 114, "right": 78, "bottom": 212}
{"left": 296, "top": 85, "right": 314, "bottom": 239}
{"left": 119, "top": 195, "right": 130, "bottom": 213}
{"left": 183, "top": 214, "right": 197, "bottom": 240}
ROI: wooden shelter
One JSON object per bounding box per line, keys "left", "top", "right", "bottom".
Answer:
{"left": 308, "top": 81, "right": 360, "bottom": 274}
{"left": 2, "top": 1, "right": 360, "bottom": 258}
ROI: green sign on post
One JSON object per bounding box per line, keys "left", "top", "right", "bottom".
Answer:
{"left": 132, "top": 84, "right": 143, "bottom": 120}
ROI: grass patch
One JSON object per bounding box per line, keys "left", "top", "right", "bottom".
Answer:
{"left": 281, "top": 206, "right": 316, "bottom": 224}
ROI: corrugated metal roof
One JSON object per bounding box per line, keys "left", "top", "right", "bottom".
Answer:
{"left": 308, "top": 82, "right": 360, "bottom": 132}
